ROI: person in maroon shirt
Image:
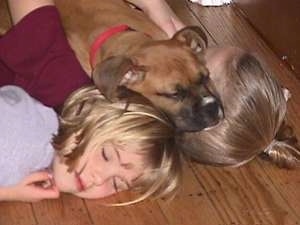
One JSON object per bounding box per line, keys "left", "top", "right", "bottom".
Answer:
{"left": 0, "top": 3, "right": 91, "bottom": 110}
{"left": 0, "top": 0, "right": 184, "bottom": 110}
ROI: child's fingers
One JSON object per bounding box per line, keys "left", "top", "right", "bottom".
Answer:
{"left": 34, "top": 187, "right": 60, "bottom": 199}
{"left": 26, "top": 187, "right": 60, "bottom": 201}
{"left": 27, "top": 180, "right": 60, "bottom": 200}
{"left": 21, "top": 171, "right": 53, "bottom": 185}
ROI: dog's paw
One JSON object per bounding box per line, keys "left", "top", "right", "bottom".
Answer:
{"left": 189, "top": 0, "right": 232, "bottom": 6}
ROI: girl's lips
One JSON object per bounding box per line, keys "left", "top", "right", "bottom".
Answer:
{"left": 75, "top": 172, "right": 85, "bottom": 192}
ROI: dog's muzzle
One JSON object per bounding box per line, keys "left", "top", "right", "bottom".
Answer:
{"left": 176, "top": 95, "right": 223, "bottom": 132}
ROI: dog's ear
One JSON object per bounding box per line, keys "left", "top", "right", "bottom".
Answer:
{"left": 172, "top": 26, "right": 208, "bottom": 53}
{"left": 92, "top": 56, "right": 146, "bottom": 101}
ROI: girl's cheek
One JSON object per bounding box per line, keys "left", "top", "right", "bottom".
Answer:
{"left": 75, "top": 182, "right": 116, "bottom": 199}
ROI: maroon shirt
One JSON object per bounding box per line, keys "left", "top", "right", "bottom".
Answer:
{"left": 0, "top": 6, "right": 91, "bottom": 109}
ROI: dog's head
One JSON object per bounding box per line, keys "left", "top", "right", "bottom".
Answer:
{"left": 92, "top": 26, "right": 223, "bottom": 132}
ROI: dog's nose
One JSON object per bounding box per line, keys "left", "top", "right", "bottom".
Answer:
{"left": 203, "top": 99, "right": 219, "bottom": 116}
{"left": 202, "top": 96, "right": 216, "bottom": 105}
{"left": 199, "top": 96, "right": 223, "bottom": 121}
{"left": 175, "top": 96, "right": 223, "bottom": 132}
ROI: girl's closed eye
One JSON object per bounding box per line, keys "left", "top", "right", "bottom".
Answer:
{"left": 102, "top": 147, "right": 108, "bottom": 161}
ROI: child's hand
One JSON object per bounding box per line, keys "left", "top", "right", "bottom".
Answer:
{"left": 127, "top": 0, "right": 185, "bottom": 38}
{"left": 0, "top": 171, "right": 60, "bottom": 202}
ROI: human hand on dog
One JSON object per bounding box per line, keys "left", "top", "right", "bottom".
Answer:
{"left": 127, "top": 0, "right": 185, "bottom": 37}
{"left": 0, "top": 171, "right": 60, "bottom": 202}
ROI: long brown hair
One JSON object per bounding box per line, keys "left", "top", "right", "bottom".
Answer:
{"left": 180, "top": 53, "right": 300, "bottom": 168}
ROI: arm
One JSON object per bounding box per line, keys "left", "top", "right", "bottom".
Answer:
{"left": 127, "top": 0, "right": 185, "bottom": 37}
{"left": 7, "top": 0, "right": 54, "bottom": 24}
{"left": 0, "top": 171, "right": 59, "bottom": 202}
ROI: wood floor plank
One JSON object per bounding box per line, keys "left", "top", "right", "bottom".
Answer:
{"left": 258, "top": 161, "right": 300, "bottom": 221}
{"left": 85, "top": 196, "right": 169, "bottom": 225}
{"left": 158, "top": 162, "right": 223, "bottom": 225}
{"left": 0, "top": 202, "right": 36, "bottom": 225}
{"left": 192, "top": 161, "right": 299, "bottom": 225}
{"left": 32, "top": 194, "right": 92, "bottom": 225}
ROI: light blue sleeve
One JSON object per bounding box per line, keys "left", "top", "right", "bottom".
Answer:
{"left": 0, "top": 86, "right": 58, "bottom": 186}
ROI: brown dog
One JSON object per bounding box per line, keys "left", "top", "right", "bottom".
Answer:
{"left": 1, "top": 0, "right": 223, "bottom": 132}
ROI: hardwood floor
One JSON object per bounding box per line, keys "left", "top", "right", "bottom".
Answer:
{"left": 1, "top": 1, "right": 299, "bottom": 225}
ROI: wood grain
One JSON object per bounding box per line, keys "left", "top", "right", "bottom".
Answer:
{"left": 0, "top": 202, "right": 36, "bottom": 225}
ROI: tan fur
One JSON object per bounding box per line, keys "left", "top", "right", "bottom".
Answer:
{"left": 55, "top": 0, "right": 166, "bottom": 74}
{"left": 0, "top": 0, "right": 11, "bottom": 35}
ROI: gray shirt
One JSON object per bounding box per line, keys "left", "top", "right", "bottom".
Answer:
{"left": 0, "top": 86, "right": 58, "bottom": 186}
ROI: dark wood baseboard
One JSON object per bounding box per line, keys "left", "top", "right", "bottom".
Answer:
{"left": 233, "top": 0, "right": 300, "bottom": 76}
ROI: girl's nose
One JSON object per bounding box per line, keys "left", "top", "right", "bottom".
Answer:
{"left": 92, "top": 170, "right": 108, "bottom": 186}
{"left": 91, "top": 166, "right": 115, "bottom": 186}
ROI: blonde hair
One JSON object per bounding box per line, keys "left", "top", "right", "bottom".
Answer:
{"left": 180, "top": 53, "right": 300, "bottom": 168}
{"left": 52, "top": 86, "right": 182, "bottom": 204}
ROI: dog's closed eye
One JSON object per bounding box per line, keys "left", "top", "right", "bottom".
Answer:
{"left": 156, "top": 88, "right": 188, "bottom": 101}
{"left": 196, "top": 74, "right": 210, "bottom": 85}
